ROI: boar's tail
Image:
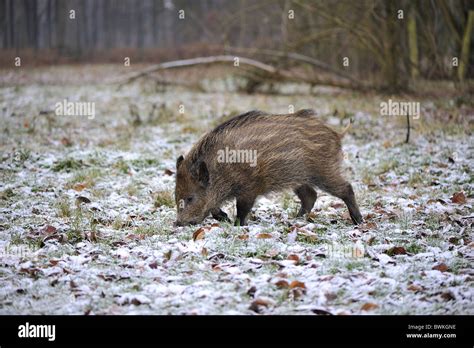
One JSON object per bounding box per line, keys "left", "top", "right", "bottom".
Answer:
{"left": 339, "top": 118, "right": 354, "bottom": 138}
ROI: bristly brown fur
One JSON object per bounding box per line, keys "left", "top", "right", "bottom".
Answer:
{"left": 175, "top": 109, "right": 362, "bottom": 226}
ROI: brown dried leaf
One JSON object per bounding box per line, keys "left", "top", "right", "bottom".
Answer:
{"left": 289, "top": 280, "right": 306, "bottom": 289}
{"left": 72, "top": 183, "right": 87, "bottom": 192}
{"left": 441, "top": 291, "right": 455, "bottom": 301}
{"left": 275, "top": 280, "right": 289, "bottom": 289}
{"left": 238, "top": 234, "right": 249, "bottom": 240}
{"left": 451, "top": 192, "right": 466, "bottom": 204}
{"left": 163, "top": 250, "right": 172, "bottom": 261}
{"left": 407, "top": 284, "right": 422, "bottom": 292}
{"left": 148, "top": 261, "right": 158, "bottom": 269}
{"left": 49, "top": 259, "right": 60, "bottom": 266}
{"left": 192, "top": 227, "right": 207, "bottom": 241}
{"left": 287, "top": 254, "right": 300, "bottom": 263}
{"left": 361, "top": 302, "right": 379, "bottom": 311}
{"left": 386, "top": 246, "right": 407, "bottom": 256}
{"left": 247, "top": 286, "right": 257, "bottom": 297}
{"left": 256, "top": 233, "right": 272, "bottom": 239}
{"left": 249, "top": 298, "right": 270, "bottom": 313}
{"left": 41, "top": 225, "right": 57, "bottom": 235}
{"left": 360, "top": 222, "right": 377, "bottom": 230}
{"left": 432, "top": 263, "right": 449, "bottom": 272}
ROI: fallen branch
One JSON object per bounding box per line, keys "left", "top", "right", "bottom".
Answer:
{"left": 225, "top": 46, "right": 364, "bottom": 86}
{"left": 108, "top": 55, "right": 371, "bottom": 92}
{"left": 108, "top": 55, "right": 277, "bottom": 85}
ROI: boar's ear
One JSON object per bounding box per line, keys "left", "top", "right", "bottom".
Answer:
{"left": 193, "top": 160, "right": 209, "bottom": 188}
{"left": 176, "top": 155, "right": 184, "bottom": 169}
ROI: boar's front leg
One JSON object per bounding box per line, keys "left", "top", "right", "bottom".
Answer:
{"left": 235, "top": 196, "right": 256, "bottom": 226}
{"left": 211, "top": 208, "right": 230, "bottom": 222}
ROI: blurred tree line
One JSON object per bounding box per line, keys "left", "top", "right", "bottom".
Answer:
{"left": 0, "top": 0, "right": 472, "bottom": 91}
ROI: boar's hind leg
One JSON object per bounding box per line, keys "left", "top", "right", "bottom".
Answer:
{"left": 211, "top": 208, "right": 230, "bottom": 222}
{"left": 294, "top": 185, "right": 317, "bottom": 217}
{"left": 320, "top": 179, "right": 363, "bottom": 225}
{"left": 235, "top": 196, "right": 256, "bottom": 226}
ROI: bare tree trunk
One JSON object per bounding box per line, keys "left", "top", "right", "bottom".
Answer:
{"left": 408, "top": 8, "right": 419, "bottom": 79}
{"left": 458, "top": 10, "right": 474, "bottom": 82}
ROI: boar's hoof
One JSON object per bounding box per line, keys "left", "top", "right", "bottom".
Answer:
{"left": 351, "top": 213, "right": 363, "bottom": 225}
{"left": 234, "top": 218, "right": 247, "bottom": 227}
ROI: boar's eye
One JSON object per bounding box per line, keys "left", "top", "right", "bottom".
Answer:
{"left": 186, "top": 196, "right": 194, "bottom": 204}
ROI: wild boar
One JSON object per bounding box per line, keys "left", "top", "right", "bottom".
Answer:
{"left": 175, "top": 109, "right": 363, "bottom": 226}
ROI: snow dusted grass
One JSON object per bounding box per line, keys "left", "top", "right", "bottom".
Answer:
{"left": 0, "top": 67, "right": 473, "bottom": 315}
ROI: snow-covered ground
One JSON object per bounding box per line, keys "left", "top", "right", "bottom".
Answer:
{"left": 0, "top": 67, "right": 473, "bottom": 314}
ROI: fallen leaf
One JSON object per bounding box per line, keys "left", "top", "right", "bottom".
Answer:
{"left": 247, "top": 286, "right": 257, "bottom": 297}
{"left": 61, "top": 137, "right": 73, "bottom": 147}
{"left": 256, "top": 233, "right": 272, "bottom": 239}
{"left": 41, "top": 225, "right": 57, "bottom": 235}
{"left": 72, "top": 183, "right": 87, "bottom": 191}
{"left": 275, "top": 280, "right": 289, "bottom": 289}
{"left": 238, "top": 234, "right": 249, "bottom": 240}
{"left": 287, "top": 254, "right": 300, "bottom": 263}
{"left": 451, "top": 192, "right": 466, "bottom": 204}
{"left": 440, "top": 291, "right": 455, "bottom": 301}
{"left": 432, "top": 263, "right": 449, "bottom": 272}
{"left": 386, "top": 246, "right": 407, "bottom": 256}
{"left": 365, "top": 213, "right": 376, "bottom": 220}
{"left": 163, "top": 250, "right": 172, "bottom": 261}
{"left": 49, "top": 259, "right": 60, "bottom": 266}
{"left": 361, "top": 303, "right": 379, "bottom": 311}
{"left": 201, "top": 248, "right": 208, "bottom": 257}
{"left": 289, "top": 280, "right": 306, "bottom": 289}
{"left": 85, "top": 230, "right": 97, "bottom": 242}
{"left": 407, "top": 284, "right": 422, "bottom": 292}
{"left": 19, "top": 267, "right": 40, "bottom": 277}
{"left": 249, "top": 298, "right": 270, "bottom": 313}
{"left": 360, "top": 221, "right": 377, "bottom": 230}
{"left": 148, "top": 261, "right": 158, "bottom": 269}
{"left": 192, "top": 227, "right": 207, "bottom": 241}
